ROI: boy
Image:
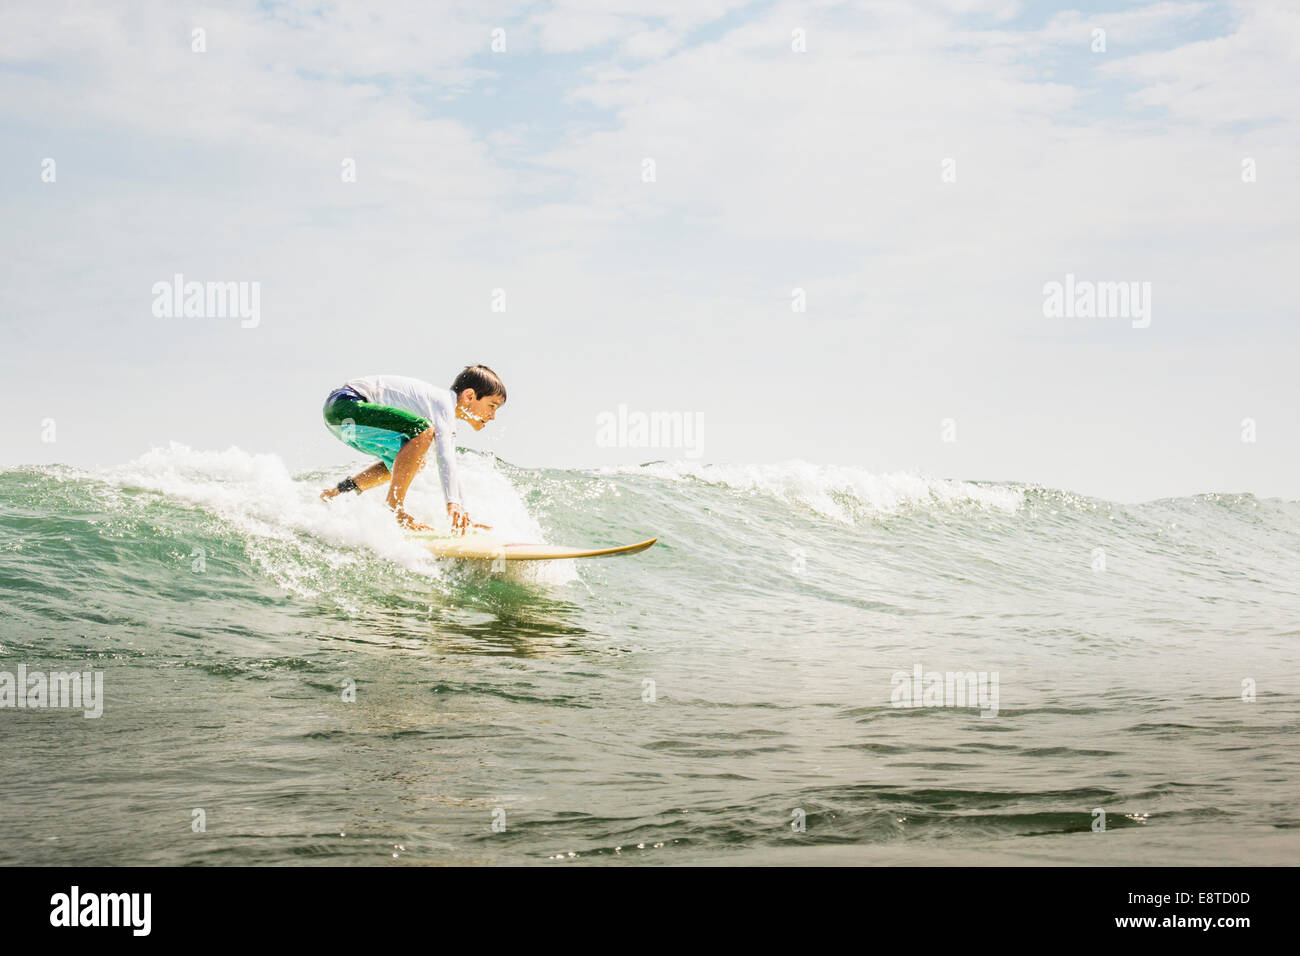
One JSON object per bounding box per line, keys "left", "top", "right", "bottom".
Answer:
{"left": 320, "top": 365, "right": 506, "bottom": 532}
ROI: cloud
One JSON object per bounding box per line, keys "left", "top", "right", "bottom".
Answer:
{"left": 1, "top": 0, "right": 1296, "bottom": 497}
{"left": 1101, "top": 1, "right": 1300, "bottom": 127}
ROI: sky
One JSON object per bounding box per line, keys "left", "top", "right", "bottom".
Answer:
{"left": 0, "top": 0, "right": 1296, "bottom": 503}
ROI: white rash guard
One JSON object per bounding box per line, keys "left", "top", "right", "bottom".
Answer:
{"left": 344, "top": 374, "right": 465, "bottom": 507}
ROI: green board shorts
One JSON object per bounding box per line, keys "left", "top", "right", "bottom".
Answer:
{"left": 322, "top": 386, "right": 430, "bottom": 470}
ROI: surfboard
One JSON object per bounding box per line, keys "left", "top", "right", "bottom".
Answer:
{"left": 411, "top": 531, "right": 657, "bottom": 561}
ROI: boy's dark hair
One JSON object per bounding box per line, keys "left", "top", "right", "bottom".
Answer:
{"left": 451, "top": 365, "right": 507, "bottom": 401}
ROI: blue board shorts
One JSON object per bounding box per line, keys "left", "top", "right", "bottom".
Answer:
{"left": 322, "top": 386, "right": 430, "bottom": 470}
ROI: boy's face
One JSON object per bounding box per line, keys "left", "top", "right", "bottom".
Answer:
{"left": 456, "top": 389, "right": 505, "bottom": 431}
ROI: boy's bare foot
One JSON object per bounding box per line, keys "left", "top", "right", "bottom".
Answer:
{"left": 322, "top": 477, "right": 359, "bottom": 502}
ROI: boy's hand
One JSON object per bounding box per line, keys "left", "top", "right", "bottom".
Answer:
{"left": 447, "top": 502, "right": 471, "bottom": 534}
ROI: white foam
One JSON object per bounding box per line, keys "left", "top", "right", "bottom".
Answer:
{"left": 97, "top": 442, "right": 575, "bottom": 590}
{"left": 595, "top": 459, "right": 1024, "bottom": 522}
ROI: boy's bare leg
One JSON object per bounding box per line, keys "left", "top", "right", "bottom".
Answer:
{"left": 353, "top": 462, "right": 392, "bottom": 491}
{"left": 386, "top": 429, "right": 435, "bottom": 526}
{"left": 320, "top": 461, "right": 391, "bottom": 500}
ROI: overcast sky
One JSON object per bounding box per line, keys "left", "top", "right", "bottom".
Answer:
{"left": 1, "top": 0, "right": 1295, "bottom": 502}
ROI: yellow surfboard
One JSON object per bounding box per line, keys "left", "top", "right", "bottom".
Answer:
{"left": 411, "top": 531, "right": 657, "bottom": 561}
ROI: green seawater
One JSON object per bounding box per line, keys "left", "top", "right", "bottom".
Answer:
{"left": 1, "top": 446, "right": 1298, "bottom": 865}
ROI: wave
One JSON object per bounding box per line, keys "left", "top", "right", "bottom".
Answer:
{"left": 596, "top": 459, "right": 1026, "bottom": 521}
{"left": 3, "top": 444, "right": 1298, "bottom": 621}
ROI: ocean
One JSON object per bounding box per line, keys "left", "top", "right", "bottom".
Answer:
{"left": 2, "top": 444, "right": 1298, "bottom": 865}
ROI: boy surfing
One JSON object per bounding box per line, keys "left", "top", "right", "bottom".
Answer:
{"left": 319, "top": 365, "right": 506, "bottom": 532}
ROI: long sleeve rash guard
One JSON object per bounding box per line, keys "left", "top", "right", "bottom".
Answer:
{"left": 344, "top": 374, "right": 465, "bottom": 506}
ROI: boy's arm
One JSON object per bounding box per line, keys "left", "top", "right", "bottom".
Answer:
{"left": 432, "top": 410, "right": 468, "bottom": 528}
